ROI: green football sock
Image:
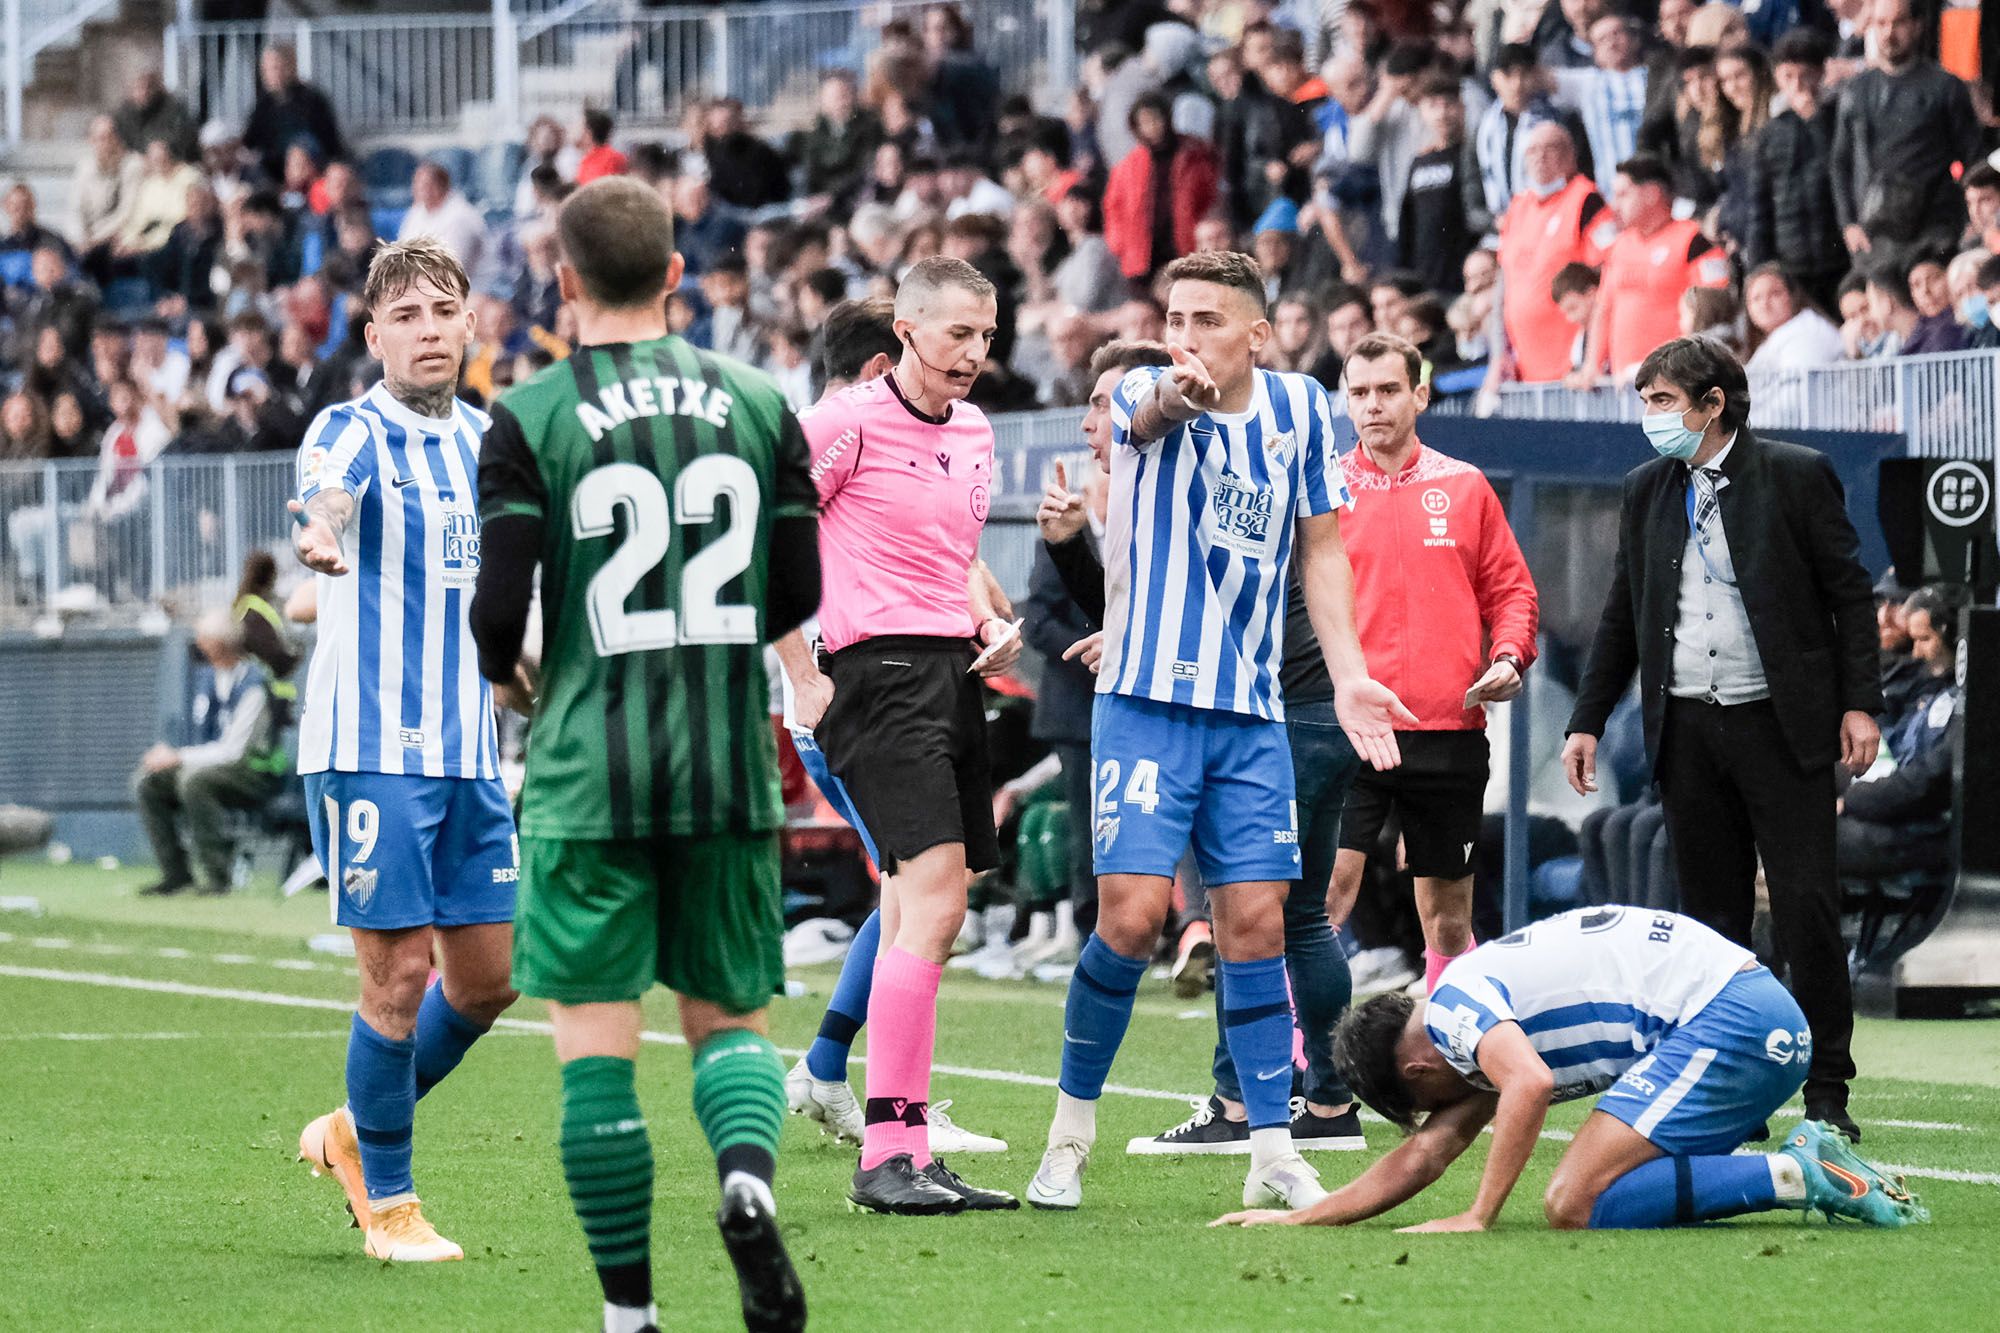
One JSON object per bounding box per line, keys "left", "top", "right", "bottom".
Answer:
{"left": 560, "top": 1056, "right": 654, "bottom": 1307}
{"left": 691, "top": 1029, "right": 787, "bottom": 1188}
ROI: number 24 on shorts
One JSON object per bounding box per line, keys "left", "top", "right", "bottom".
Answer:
{"left": 1097, "top": 759, "right": 1161, "bottom": 815}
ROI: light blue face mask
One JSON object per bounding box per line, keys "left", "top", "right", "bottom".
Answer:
{"left": 1961, "top": 292, "right": 1990, "bottom": 330}
{"left": 1641, "top": 401, "right": 1713, "bottom": 460}
{"left": 1529, "top": 175, "right": 1564, "bottom": 198}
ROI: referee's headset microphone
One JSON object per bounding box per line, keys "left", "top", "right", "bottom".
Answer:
{"left": 899, "top": 328, "right": 962, "bottom": 400}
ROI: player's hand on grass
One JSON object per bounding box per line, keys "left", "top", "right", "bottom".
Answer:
{"left": 1335, "top": 677, "right": 1418, "bottom": 771}
{"left": 1037, "top": 459, "right": 1087, "bottom": 543}
{"left": 1166, "top": 343, "right": 1222, "bottom": 411}
{"left": 795, "top": 667, "right": 835, "bottom": 731}
{"left": 1209, "top": 1208, "right": 1296, "bottom": 1227}
{"left": 1062, "top": 631, "right": 1103, "bottom": 675}
{"left": 1397, "top": 1213, "right": 1486, "bottom": 1233}
{"left": 1561, "top": 733, "right": 1598, "bottom": 795}
{"left": 1839, "top": 709, "right": 1880, "bottom": 773}
{"left": 288, "top": 500, "right": 349, "bottom": 576}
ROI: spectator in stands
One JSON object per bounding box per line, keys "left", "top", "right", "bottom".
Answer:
{"left": 667, "top": 171, "right": 744, "bottom": 282}
{"left": 1490, "top": 121, "right": 1613, "bottom": 386}
{"left": 46, "top": 389, "right": 88, "bottom": 459}
{"left": 1831, "top": 0, "right": 1981, "bottom": 256}
{"left": 1207, "top": 43, "right": 1317, "bottom": 235}
{"left": 1539, "top": 0, "right": 1610, "bottom": 70}
{"left": 14, "top": 243, "right": 100, "bottom": 363}
{"left": 1839, "top": 588, "right": 1959, "bottom": 877}
{"left": 695, "top": 254, "right": 763, "bottom": 364}
{"left": 1965, "top": 254, "right": 2000, "bottom": 351}
{"left": 130, "top": 316, "right": 189, "bottom": 406}
{"left": 0, "top": 184, "right": 71, "bottom": 293}
{"left": 1743, "top": 265, "right": 1846, "bottom": 373}
{"left": 1711, "top": 43, "right": 1776, "bottom": 254}
{"left": 0, "top": 388, "right": 49, "bottom": 460}
{"left": 197, "top": 121, "right": 251, "bottom": 206}
{"left": 940, "top": 149, "right": 1016, "bottom": 220}
{"left": 18, "top": 324, "right": 97, "bottom": 427}
{"left": 1048, "top": 188, "right": 1128, "bottom": 316}
{"left": 513, "top": 117, "right": 576, "bottom": 219}
{"left": 1551, "top": 14, "right": 1650, "bottom": 194}
{"left": 1473, "top": 45, "right": 1594, "bottom": 236}
{"left": 397, "top": 161, "right": 487, "bottom": 278}
{"left": 118, "top": 139, "right": 202, "bottom": 263}
{"left": 795, "top": 70, "right": 882, "bottom": 205}
{"left": 1398, "top": 73, "right": 1477, "bottom": 297}
{"left": 241, "top": 43, "right": 345, "bottom": 184}
{"left": 1576, "top": 154, "right": 1730, "bottom": 385}
{"left": 1944, "top": 249, "right": 1991, "bottom": 343}
{"left": 75, "top": 115, "right": 141, "bottom": 290}
{"left": 1679, "top": 284, "right": 1743, "bottom": 355}
{"left": 701, "top": 98, "right": 791, "bottom": 210}
{"left": 923, "top": 1, "right": 1002, "bottom": 153}
{"left": 234, "top": 548, "right": 300, "bottom": 686}
{"left": 1548, "top": 261, "right": 1600, "bottom": 373}
{"left": 1264, "top": 290, "right": 1325, "bottom": 374}
{"left": 1646, "top": 44, "right": 1730, "bottom": 214}
{"left": 1307, "top": 281, "right": 1374, "bottom": 390}
{"left": 1744, "top": 30, "right": 1847, "bottom": 316}
{"left": 1346, "top": 43, "right": 1438, "bottom": 258}
{"left": 83, "top": 377, "right": 168, "bottom": 533}
{"left": 1005, "top": 198, "right": 1068, "bottom": 312}
{"left": 1102, "top": 91, "right": 1220, "bottom": 283}
{"left": 114, "top": 68, "right": 198, "bottom": 164}
{"left": 1447, "top": 246, "right": 1499, "bottom": 363}
{"left": 1879, "top": 249, "right": 1958, "bottom": 355}
{"left": 134, "top": 608, "right": 286, "bottom": 898}
{"left": 573, "top": 107, "right": 628, "bottom": 185}
{"left": 1962, "top": 163, "right": 2000, "bottom": 254}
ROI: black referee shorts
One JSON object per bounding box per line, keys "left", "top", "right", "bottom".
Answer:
{"left": 814, "top": 635, "right": 1000, "bottom": 875}
{"left": 1338, "top": 731, "right": 1490, "bottom": 880}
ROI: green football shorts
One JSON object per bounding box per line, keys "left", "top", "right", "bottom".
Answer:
{"left": 513, "top": 831, "right": 784, "bottom": 1013}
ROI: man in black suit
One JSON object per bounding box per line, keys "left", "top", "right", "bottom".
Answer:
{"left": 1561, "top": 336, "right": 1881, "bottom": 1141}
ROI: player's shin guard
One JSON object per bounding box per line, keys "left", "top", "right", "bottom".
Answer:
{"left": 1587, "top": 1155, "right": 1780, "bottom": 1228}
{"left": 1058, "top": 935, "right": 1149, "bottom": 1101}
{"left": 692, "top": 1030, "right": 788, "bottom": 1195}
{"left": 805, "top": 909, "right": 881, "bottom": 1082}
{"left": 1219, "top": 957, "right": 1295, "bottom": 1137}
{"left": 560, "top": 1056, "right": 654, "bottom": 1310}
{"left": 345, "top": 1013, "right": 417, "bottom": 1199}
{"left": 860, "top": 948, "right": 943, "bottom": 1170}
{"left": 413, "top": 980, "right": 489, "bottom": 1099}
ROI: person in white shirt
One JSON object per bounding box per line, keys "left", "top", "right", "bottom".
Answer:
{"left": 1744, "top": 264, "right": 1847, "bottom": 375}
{"left": 397, "top": 162, "right": 488, "bottom": 282}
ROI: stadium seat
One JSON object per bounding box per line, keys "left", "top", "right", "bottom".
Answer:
{"left": 475, "top": 141, "right": 525, "bottom": 213}
{"left": 361, "top": 146, "right": 418, "bottom": 208}
{"left": 426, "top": 146, "right": 478, "bottom": 202}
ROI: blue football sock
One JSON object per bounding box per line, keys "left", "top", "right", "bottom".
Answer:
{"left": 1219, "top": 956, "right": 1294, "bottom": 1130}
{"left": 346, "top": 1012, "right": 417, "bottom": 1200}
{"left": 1057, "top": 934, "right": 1148, "bottom": 1100}
{"left": 413, "top": 980, "right": 489, "bottom": 1100}
{"left": 1588, "top": 1154, "right": 1781, "bottom": 1229}
{"left": 806, "top": 909, "right": 881, "bottom": 1082}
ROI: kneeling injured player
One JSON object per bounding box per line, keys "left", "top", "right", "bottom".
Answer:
{"left": 1215, "top": 907, "right": 1928, "bottom": 1232}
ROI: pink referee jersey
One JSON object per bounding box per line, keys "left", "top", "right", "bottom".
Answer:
{"left": 801, "top": 375, "right": 994, "bottom": 653}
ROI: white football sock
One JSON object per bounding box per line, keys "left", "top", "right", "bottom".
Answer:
{"left": 1768, "top": 1153, "right": 1808, "bottom": 1204}
{"left": 723, "top": 1169, "right": 777, "bottom": 1215}
{"left": 604, "top": 1301, "right": 657, "bottom": 1333}
{"left": 1249, "top": 1127, "right": 1292, "bottom": 1171}
{"left": 1050, "top": 1090, "right": 1097, "bottom": 1146}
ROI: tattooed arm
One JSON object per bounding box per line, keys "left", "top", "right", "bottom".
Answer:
{"left": 1125, "top": 344, "right": 1221, "bottom": 444}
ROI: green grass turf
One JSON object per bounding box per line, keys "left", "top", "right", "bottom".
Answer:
{"left": 2, "top": 861, "right": 1997, "bottom": 1331}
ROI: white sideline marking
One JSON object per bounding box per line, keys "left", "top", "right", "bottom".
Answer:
{"left": 0, "top": 964, "right": 1197, "bottom": 1104}
{"left": 1872, "top": 1119, "right": 1973, "bottom": 1133}
{"left": 1876, "top": 1163, "right": 2000, "bottom": 1186}
{"left": 30, "top": 937, "right": 71, "bottom": 949}
{"left": 0, "top": 1030, "right": 349, "bottom": 1042}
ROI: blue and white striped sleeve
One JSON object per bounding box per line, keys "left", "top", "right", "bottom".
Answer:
{"left": 1108, "top": 365, "right": 1166, "bottom": 450}
{"left": 1295, "top": 380, "right": 1355, "bottom": 518}
{"left": 296, "top": 405, "right": 375, "bottom": 504}
{"left": 1425, "top": 976, "right": 1515, "bottom": 1079}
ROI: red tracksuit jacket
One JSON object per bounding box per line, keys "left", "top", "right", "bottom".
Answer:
{"left": 1338, "top": 441, "right": 1540, "bottom": 730}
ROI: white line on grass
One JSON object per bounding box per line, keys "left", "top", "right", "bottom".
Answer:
{"left": 1872, "top": 1119, "right": 1974, "bottom": 1132}
{"left": 0, "top": 1030, "right": 351, "bottom": 1041}
{"left": 0, "top": 964, "right": 1198, "bottom": 1104}
{"left": 1875, "top": 1163, "right": 2000, "bottom": 1186}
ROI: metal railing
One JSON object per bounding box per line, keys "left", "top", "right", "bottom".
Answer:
{"left": 2, "top": 0, "right": 124, "bottom": 145}
{"left": 1431, "top": 348, "right": 2000, "bottom": 460}
{"left": 169, "top": 0, "right": 1063, "bottom": 140}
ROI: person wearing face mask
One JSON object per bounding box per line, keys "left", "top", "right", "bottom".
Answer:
{"left": 1487, "top": 120, "right": 1618, "bottom": 386}
{"left": 1946, "top": 248, "right": 1999, "bottom": 350}
{"left": 1561, "top": 335, "right": 1881, "bottom": 1145}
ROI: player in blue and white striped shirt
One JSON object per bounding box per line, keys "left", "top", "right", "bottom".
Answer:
{"left": 1216, "top": 908, "right": 1927, "bottom": 1233}
{"left": 287, "top": 239, "right": 520, "bottom": 1265}
{"left": 1029, "top": 251, "right": 1413, "bottom": 1216}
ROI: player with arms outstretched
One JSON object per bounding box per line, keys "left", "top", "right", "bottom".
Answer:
{"left": 289, "top": 238, "right": 519, "bottom": 1263}
{"left": 1215, "top": 907, "right": 1928, "bottom": 1232}
{"left": 469, "top": 177, "right": 820, "bottom": 1333}
{"left": 1027, "top": 250, "right": 1414, "bottom": 1214}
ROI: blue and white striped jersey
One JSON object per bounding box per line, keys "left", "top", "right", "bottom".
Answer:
{"left": 295, "top": 382, "right": 500, "bottom": 779}
{"left": 1427, "top": 908, "right": 1756, "bottom": 1102}
{"left": 1098, "top": 365, "right": 1353, "bottom": 721}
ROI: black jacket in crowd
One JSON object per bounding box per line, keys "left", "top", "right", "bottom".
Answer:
{"left": 1743, "top": 104, "right": 1848, "bottom": 281}
{"left": 1213, "top": 71, "right": 1317, "bottom": 232}
{"left": 1567, "top": 429, "right": 1883, "bottom": 774}
{"left": 1830, "top": 59, "right": 1982, "bottom": 244}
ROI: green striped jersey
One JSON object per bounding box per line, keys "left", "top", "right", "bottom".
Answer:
{"left": 479, "top": 336, "right": 816, "bottom": 839}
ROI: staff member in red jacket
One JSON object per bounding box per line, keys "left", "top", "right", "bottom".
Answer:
{"left": 1327, "top": 333, "right": 1541, "bottom": 993}
{"left": 1102, "top": 91, "right": 1221, "bottom": 282}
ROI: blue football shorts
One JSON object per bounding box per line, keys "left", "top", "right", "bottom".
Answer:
{"left": 789, "top": 728, "right": 881, "bottom": 867}
{"left": 1089, "top": 692, "right": 1300, "bottom": 886}
{"left": 305, "top": 771, "right": 518, "bottom": 931}
{"left": 1596, "top": 965, "right": 1810, "bottom": 1156}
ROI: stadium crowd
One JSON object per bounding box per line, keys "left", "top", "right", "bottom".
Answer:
{"left": 0, "top": 0, "right": 1996, "bottom": 493}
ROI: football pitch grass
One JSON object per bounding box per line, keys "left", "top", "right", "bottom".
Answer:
{"left": 2, "top": 863, "right": 1997, "bottom": 1332}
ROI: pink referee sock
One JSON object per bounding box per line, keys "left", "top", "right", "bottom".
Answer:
{"left": 859, "top": 947, "right": 943, "bottom": 1170}
{"left": 1424, "top": 942, "right": 1475, "bottom": 993}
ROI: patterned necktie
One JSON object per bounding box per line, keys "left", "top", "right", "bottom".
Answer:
{"left": 1689, "top": 466, "right": 1724, "bottom": 539}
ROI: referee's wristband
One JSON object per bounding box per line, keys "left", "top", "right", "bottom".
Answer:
{"left": 1493, "top": 653, "right": 1524, "bottom": 673}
